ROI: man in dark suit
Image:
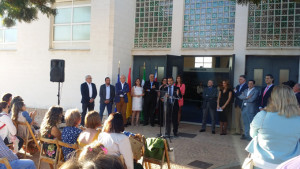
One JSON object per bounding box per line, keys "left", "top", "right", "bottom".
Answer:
{"left": 293, "top": 83, "right": 300, "bottom": 106}
{"left": 143, "top": 74, "right": 159, "bottom": 126}
{"left": 233, "top": 75, "right": 248, "bottom": 135}
{"left": 99, "top": 77, "right": 115, "bottom": 121}
{"left": 258, "top": 74, "right": 275, "bottom": 111}
{"left": 162, "top": 77, "right": 182, "bottom": 137}
{"left": 200, "top": 80, "right": 218, "bottom": 134}
{"left": 115, "top": 75, "right": 129, "bottom": 126}
{"left": 81, "top": 75, "right": 97, "bottom": 126}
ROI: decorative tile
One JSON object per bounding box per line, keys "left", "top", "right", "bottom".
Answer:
{"left": 247, "top": 0, "right": 300, "bottom": 48}
{"left": 134, "top": 0, "right": 173, "bottom": 48}
{"left": 183, "top": 0, "right": 236, "bottom": 48}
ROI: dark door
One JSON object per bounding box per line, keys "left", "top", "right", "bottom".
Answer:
{"left": 166, "top": 55, "right": 184, "bottom": 79}
{"left": 133, "top": 56, "right": 167, "bottom": 84}
{"left": 245, "top": 56, "right": 299, "bottom": 88}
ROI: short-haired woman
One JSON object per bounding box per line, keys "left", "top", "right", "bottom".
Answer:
{"left": 98, "top": 113, "right": 133, "bottom": 169}
{"left": 245, "top": 85, "right": 300, "bottom": 168}
{"left": 131, "top": 78, "right": 144, "bottom": 126}
{"left": 40, "top": 106, "right": 63, "bottom": 158}
{"left": 77, "top": 110, "right": 101, "bottom": 148}
{"left": 61, "top": 109, "right": 82, "bottom": 160}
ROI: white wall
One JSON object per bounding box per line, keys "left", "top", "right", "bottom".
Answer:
{"left": 0, "top": 0, "right": 114, "bottom": 111}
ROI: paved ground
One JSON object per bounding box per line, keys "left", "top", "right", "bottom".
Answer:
{"left": 26, "top": 108, "right": 249, "bottom": 169}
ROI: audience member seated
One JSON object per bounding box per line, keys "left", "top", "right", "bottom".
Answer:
{"left": 9, "top": 96, "right": 23, "bottom": 116}
{"left": 276, "top": 155, "right": 300, "bottom": 169}
{"left": 61, "top": 109, "right": 82, "bottom": 160}
{"left": 77, "top": 111, "right": 101, "bottom": 148}
{"left": 0, "top": 137, "right": 36, "bottom": 169}
{"left": 12, "top": 101, "right": 38, "bottom": 139}
{"left": 40, "top": 106, "right": 63, "bottom": 159}
{"left": 0, "top": 101, "right": 24, "bottom": 152}
{"left": 98, "top": 112, "right": 133, "bottom": 169}
{"left": 2, "top": 93, "right": 12, "bottom": 107}
{"left": 60, "top": 141, "right": 124, "bottom": 169}
{"left": 245, "top": 85, "right": 300, "bottom": 168}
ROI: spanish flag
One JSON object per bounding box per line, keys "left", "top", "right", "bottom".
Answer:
{"left": 126, "top": 67, "right": 132, "bottom": 119}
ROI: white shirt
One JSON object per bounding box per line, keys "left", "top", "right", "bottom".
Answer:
{"left": 86, "top": 82, "right": 93, "bottom": 98}
{"left": 247, "top": 87, "right": 255, "bottom": 97}
{"left": 0, "top": 112, "right": 17, "bottom": 141}
{"left": 98, "top": 132, "right": 133, "bottom": 169}
{"left": 106, "top": 85, "right": 110, "bottom": 100}
{"left": 121, "top": 82, "right": 125, "bottom": 90}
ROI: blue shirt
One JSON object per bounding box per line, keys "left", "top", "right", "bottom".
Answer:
{"left": 106, "top": 85, "right": 110, "bottom": 100}
{"left": 0, "top": 137, "right": 18, "bottom": 162}
{"left": 246, "top": 111, "right": 300, "bottom": 164}
{"left": 22, "top": 111, "right": 32, "bottom": 124}
{"left": 61, "top": 126, "right": 82, "bottom": 160}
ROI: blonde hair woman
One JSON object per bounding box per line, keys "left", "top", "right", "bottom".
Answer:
{"left": 245, "top": 85, "right": 300, "bottom": 169}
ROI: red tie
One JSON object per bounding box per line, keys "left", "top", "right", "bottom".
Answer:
{"left": 263, "top": 86, "right": 269, "bottom": 97}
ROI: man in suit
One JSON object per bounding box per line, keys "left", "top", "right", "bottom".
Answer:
{"left": 162, "top": 77, "right": 182, "bottom": 137}
{"left": 143, "top": 74, "right": 159, "bottom": 126}
{"left": 258, "top": 74, "right": 275, "bottom": 111}
{"left": 99, "top": 77, "right": 115, "bottom": 121}
{"left": 81, "top": 75, "right": 97, "bottom": 126}
{"left": 238, "top": 80, "right": 259, "bottom": 141}
{"left": 115, "top": 75, "right": 129, "bottom": 126}
{"left": 199, "top": 80, "right": 218, "bottom": 134}
{"left": 233, "top": 75, "right": 248, "bottom": 135}
{"left": 293, "top": 83, "right": 300, "bottom": 106}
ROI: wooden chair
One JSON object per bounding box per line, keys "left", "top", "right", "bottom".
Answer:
{"left": 0, "top": 158, "right": 12, "bottom": 169}
{"left": 142, "top": 137, "right": 171, "bottom": 169}
{"left": 57, "top": 140, "right": 79, "bottom": 168}
{"left": 38, "top": 137, "right": 59, "bottom": 169}
{"left": 17, "top": 121, "right": 41, "bottom": 158}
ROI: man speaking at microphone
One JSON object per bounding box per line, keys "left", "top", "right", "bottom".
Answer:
{"left": 162, "top": 77, "right": 182, "bottom": 137}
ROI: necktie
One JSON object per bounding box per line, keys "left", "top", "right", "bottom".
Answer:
{"left": 263, "top": 86, "right": 269, "bottom": 97}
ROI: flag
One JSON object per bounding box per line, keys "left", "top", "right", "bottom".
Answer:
{"left": 154, "top": 68, "right": 158, "bottom": 82}
{"left": 140, "top": 63, "right": 146, "bottom": 121}
{"left": 115, "top": 61, "right": 121, "bottom": 112}
{"left": 126, "top": 67, "right": 132, "bottom": 119}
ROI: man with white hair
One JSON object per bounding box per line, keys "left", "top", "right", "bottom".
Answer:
{"left": 115, "top": 75, "right": 129, "bottom": 126}
{"left": 80, "top": 75, "right": 97, "bottom": 126}
{"left": 293, "top": 83, "right": 300, "bottom": 106}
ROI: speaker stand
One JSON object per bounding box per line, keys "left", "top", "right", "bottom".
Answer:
{"left": 57, "top": 82, "right": 61, "bottom": 105}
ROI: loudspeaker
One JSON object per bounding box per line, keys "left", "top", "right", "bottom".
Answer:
{"left": 50, "top": 59, "right": 65, "bottom": 82}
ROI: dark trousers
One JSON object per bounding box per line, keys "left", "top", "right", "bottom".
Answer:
{"left": 143, "top": 96, "right": 157, "bottom": 125}
{"left": 201, "top": 102, "right": 216, "bottom": 131}
{"left": 4, "top": 136, "right": 24, "bottom": 150}
{"left": 99, "top": 102, "right": 113, "bottom": 121}
{"left": 82, "top": 102, "right": 95, "bottom": 126}
{"left": 165, "top": 102, "right": 179, "bottom": 135}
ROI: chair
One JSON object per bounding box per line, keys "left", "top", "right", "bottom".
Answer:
{"left": 17, "top": 121, "right": 41, "bottom": 158}
{"left": 142, "top": 137, "right": 171, "bottom": 169}
{"left": 57, "top": 140, "right": 79, "bottom": 167}
{"left": 0, "top": 158, "right": 12, "bottom": 169}
{"left": 38, "top": 137, "right": 59, "bottom": 169}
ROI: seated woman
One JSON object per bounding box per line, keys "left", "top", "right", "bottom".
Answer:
{"left": 77, "top": 111, "right": 101, "bottom": 148}
{"left": 40, "top": 106, "right": 63, "bottom": 159}
{"left": 246, "top": 85, "right": 300, "bottom": 168}
{"left": 0, "top": 101, "right": 24, "bottom": 152}
{"left": 61, "top": 109, "right": 82, "bottom": 160}
{"left": 60, "top": 141, "right": 124, "bottom": 169}
{"left": 11, "top": 101, "right": 38, "bottom": 139}
{"left": 98, "top": 112, "right": 133, "bottom": 169}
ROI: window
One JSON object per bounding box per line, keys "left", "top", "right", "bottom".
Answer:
{"left": 0, "top": 17, "right": 17, "bottom": 50}
{"left": 195, "top": 57, "right": 212, "bottom": 68}
{"left": 52, "top": 0, "right": 91, "bottom": 49}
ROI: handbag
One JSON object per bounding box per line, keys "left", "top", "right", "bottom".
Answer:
{"left": 242, "top": 111, "right": 268, "bottom": 169}
{"left": 242, "top": 153, "right": 254, "bottom": 169}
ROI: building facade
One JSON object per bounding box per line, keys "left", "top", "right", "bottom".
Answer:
{"left": 0, "top": 0, "right": 299, "bottom": 123}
